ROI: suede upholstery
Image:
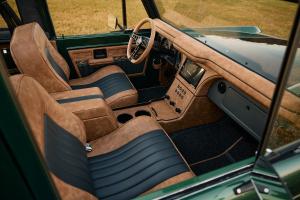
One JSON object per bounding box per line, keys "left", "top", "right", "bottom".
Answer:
{"left": 10, "top": 22, "right": 138, "bottom": 108}
{"left": 52, "top": 89, "right": 119, "bottom": 141}
{"left": 10, "top": 74, "right": 194, "bottom": 199}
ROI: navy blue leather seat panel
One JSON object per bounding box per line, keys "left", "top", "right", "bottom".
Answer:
{"left": 45, "top": 48, "right": 68, "bottom": 82}
{"left": 88, "top": 130, "right": 189, "bottom": 200}
{"left": 56, "top": 94, "right": 104, "bottom": 104}
{"left": 44, "top": 115, "right": 95, "bottom": 195}
{"left": 71, "top": 73, "right": 134, "bottom": 99}
{"left": 44, "top": 115, "right": 189, "bottom": 200}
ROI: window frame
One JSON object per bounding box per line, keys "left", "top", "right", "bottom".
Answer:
{"left": 257, "top": 2, "right": 300, "bottom": 158}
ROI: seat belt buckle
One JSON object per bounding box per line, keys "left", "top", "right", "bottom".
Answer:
{"left": 85, "top": 143, "right": 93, "bottom": 152}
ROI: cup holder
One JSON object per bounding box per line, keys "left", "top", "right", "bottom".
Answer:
{"left": 135, "top": 110, "right": 151, "bottom": 117}
{"left": 117, "top": 113, "right": 133, "bottom": 124}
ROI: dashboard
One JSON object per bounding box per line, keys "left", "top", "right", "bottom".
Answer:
{"left": 157, "top": 33, "right": 207, "bottom": 88}
{"left": 153, "top": 24, "right": 269, "bottom": 140}
{"left": 151, "top": 19, "right": 299, "bottom": 133}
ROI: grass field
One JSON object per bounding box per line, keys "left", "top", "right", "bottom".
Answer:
{"left": 0, "top": 0, "right": 298, "bottom": 39}
{"left": 156, "top": 0, "right": 297, "bottom": 39}
{"left": 47, "top": 0, "right": 148, "bottom": 35}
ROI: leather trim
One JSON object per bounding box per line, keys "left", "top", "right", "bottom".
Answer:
{"left": 56, "top": 94, "right": 103, "bottom": 104}
{"left": 44, "top": 114, "right": 94, "bottom": 195}
{"left": 143, "top": 171, "right": 194, "bottom": 195}
{"left": 69, "top": 65, "right": 124, "bottom": 86}
{"left": 10, "top": 75, "right": 193, "bottom": 199}
{"left": 44, "top": 114, "right": 189, "bottom": 200}
{"left": 71, "top": 73, "right": 134, "bottom": 99}
{"left": 69, "top": 65, "right": 138, "bottom": 108}
{"left": 51, "top": 87, "right": 103, "bottom": 100}
{"left": 153, "top": 19, "right": 300, "bottom": 126}
{"left": 88, "top": 116, "right": 163, "bottom": 156}
{"left": 45, "top": 47, "right": 68, "bottom": 82}
{"left": 88, "top": 130, "right": 189, "bottom": 200}
{"left": 68, "top": 45, "right": 148, "bottom": 78}
{"left": 10, "top": 23, "right": 71, "bottom": 93}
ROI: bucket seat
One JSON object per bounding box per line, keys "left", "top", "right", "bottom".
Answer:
{"left": 10, "top": 23, "right": 138, "bottom": 109}
{"left": 9, "top": 74, "right": 194, "bottom": 200}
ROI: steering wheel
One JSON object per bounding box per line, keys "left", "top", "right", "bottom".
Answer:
{"left": 127, "top": 18, "right": 155, "bottom": 64}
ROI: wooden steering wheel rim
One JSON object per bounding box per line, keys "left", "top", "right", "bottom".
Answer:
{"left": 127, "top": 18, "right": 155, "bottom": 64}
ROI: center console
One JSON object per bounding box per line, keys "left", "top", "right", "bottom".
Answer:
{"left": 112, "top": 57, "right": 222, "bottom": 133}
{"left": 159, "top": 59, "right": 206, "bottom": 116}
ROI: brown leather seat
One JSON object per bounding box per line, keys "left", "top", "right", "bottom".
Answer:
{"left": 10, "top": 74, "right": 194, "bottom": 200}
{"left": 10, "top": 22, "right": 138, "bottom": 109}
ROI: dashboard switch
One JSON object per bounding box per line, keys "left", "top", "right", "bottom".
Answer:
{"left": 170, "top": 101, "right": 176, "bottom": 106}
{"left": 175, "top": 108, "right": 182, "bottom": 113}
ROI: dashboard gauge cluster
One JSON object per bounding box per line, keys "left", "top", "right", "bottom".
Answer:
{"left": 161, "top": 37, "right": 171, "bottom": 49}
{"left": 157, "top": 34, "right": 181, "bottom": 67}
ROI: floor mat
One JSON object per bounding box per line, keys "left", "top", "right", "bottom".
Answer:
{"left": 138, "top": 86, "right": 167, "bottom": 103}
{"left": 171, "top": 117, "right": 258, "bottom": 175}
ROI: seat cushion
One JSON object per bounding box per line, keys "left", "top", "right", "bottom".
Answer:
{"left": 44, "top": 114, "right": 192, "bottom": 200}
{"left": 70, "top": 65, "right": 138, "bottom": 109}
{"left": 88, "top": 116, "right": 195, "bottom": 195}
{"left": 89, "top": 130, "right": 189, "bottom": 200}
{"left": 10, "top": 75, "right": 193, "bottom": 200}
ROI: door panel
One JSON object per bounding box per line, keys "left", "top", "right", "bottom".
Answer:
{"left": 68, "top": 45, "right": 147, "bottom": 77}
{"left": 56, "top": 30, "right": 151, "bottom": 79}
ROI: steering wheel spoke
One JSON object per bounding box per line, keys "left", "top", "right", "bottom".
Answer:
{"left": 141, "top": 36, "right": 149, "bottom": 48}
{"left": 129, "top": 45, "right": 141, "bottom": 60}
{"left": 131, "top": 32, "right": 140, "bottom": 43}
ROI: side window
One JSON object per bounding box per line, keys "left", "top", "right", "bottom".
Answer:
{"left": 126, "top": 0, "right": 148, "bottom": 29}
{"left": 267, "top": 42, "right": 300, "bottom": 150}
{"left": 0, "top": 15, "right": 8, "bottom": 29}
{"left": 0, "top": 0, "right": 20, "bottom": 29}
{"left": 47, "top": 0, "right": 148, "bottom": 36}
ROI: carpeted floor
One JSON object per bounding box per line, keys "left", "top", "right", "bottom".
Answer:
{"left": 138, "top": 86, "right": 167, "bottom": 103}
{"left": 171, "top": 117, "right": 258, "bottom": 175}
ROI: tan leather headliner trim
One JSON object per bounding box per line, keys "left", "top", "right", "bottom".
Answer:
{"left": 153, "top": 19, "right": 300, "bottom": 116}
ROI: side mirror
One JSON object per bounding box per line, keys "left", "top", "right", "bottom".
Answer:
{"left": 107, "top": 14, "right": 124, "bottom": 31}
{"left": 107, "top": 14, "right": 118, "bottom": 30}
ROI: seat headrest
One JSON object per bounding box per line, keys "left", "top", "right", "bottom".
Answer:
{"left": 10, "top": 23, "right": 71, "bottom": 93}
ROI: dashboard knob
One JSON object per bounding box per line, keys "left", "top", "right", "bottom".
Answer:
{"left": 165, "top": 95, "right": 170, "bottom": 100}
{"left": 218, "top": 82, "right": 226, "bottom": 94}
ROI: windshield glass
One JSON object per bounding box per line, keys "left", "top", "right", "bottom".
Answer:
{"left": 154, "top": 0, "right": 299, "bottom": 95}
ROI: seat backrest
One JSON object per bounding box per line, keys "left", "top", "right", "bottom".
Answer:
{"left": 10, "top": 23, "right": 71, "bottom": 93}
{"left": 10, "top": 74, "right": 97, "bottom": 200}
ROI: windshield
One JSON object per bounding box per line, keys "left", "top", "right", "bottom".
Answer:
{"left": 154, "top": 0, "right": 299, "bottom": 96}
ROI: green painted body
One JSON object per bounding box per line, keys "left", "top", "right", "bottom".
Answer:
{"left": 273, "top": 154, "right": 300, "bottom": 198}
{"left": 136, "top": 157, "right": 292, "bottom": 200}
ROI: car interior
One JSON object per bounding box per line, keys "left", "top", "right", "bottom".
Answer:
{"left": 2, "top": 16, "right": 300, "bottom": 199}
